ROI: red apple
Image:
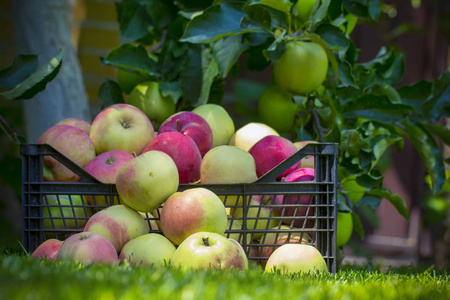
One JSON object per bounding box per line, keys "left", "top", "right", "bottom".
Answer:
{"left": 248, "top": 135, "right": 300, "bottom": 180}
{"left": 31, "top": 239, "right": 63, "bottom": 261}
{"left": 170, "top": 232, "right": 248, "bottom": 271}
{"left": 89, "top": 103, "right": 155, "bottom": 155}
{"left": 57, "top": 232, "right": 118, "bottom": 265}
{"left": 37, "top": 125, "right": 96, "bottom": 182}
{"left": 274, "top": 168, "right": 316, "bottom": 228}
{"left": 160, "top": 188, "right": 228, "bottom": 245}
{"left": 158, "top": 111, "right": 213, "bottom": 156}
{"left": 54, "top": 118, "right": 91, "bottom": 135}
{"left": 83, "top": 204, "right": 149, "bottom": 252}
{"left": 142, "top": 132, "right": 202, "bottom": 184}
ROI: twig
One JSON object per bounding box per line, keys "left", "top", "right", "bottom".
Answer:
{"left": 0, "top": 114, "right": 21, "bottom": 144}
{"left": 152, "top": 29, "right": 168, "bottom": 53}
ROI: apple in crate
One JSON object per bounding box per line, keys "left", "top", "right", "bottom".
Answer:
{"left": 265, "top": 244, "right": 328, "bottom": 275}
{"left": 85, "top": 150, "right": 135, "bottom": 207}
{"left": 273, "top": 168, "right": 315, "bottom": 228}
{"left": 294, "top": 140, "right": 317, "bottom": 169}
{"left": 192, "top": 104, "right": 235, "bottom": 147}
{"left": 37, "top": 124, "right": 96, "bottom": 182}
{"left": 158, "top": 111, "right": 213, "bottom": 156}
{"left": 229, "top": 122, "right": 279, "bottom": 152}
{"left": 31, "top": 239, "right": 63, "bottom": 261}
{"left": 83, "top": 204, "right": 149, "bottom": 252}
{"left": 249, "top": 135, "right": 300, "bottom": 180}
{"left": 43, "top": 194, "right": 93, "bottom": 238}
{"left": 142, "top": 132, "right": 202, "bottom": 184}
{"left": 57, "top": 232, "right": 118, "bottom": 265}
{"left": 258, "top": 225, "right": 312, "bottom": 267}
{"left": 116, "top": 150, "right": 179, "bottom": 213}
{"left": 119, "top": 233, "right": 176, "bottom": 267}
{"left": 54, "top": 118, "right": 91, "bottom": 135}
{"left": 171, "top": 232, "right": 248, "bottom": 271}
{"left": 223, "top": 219, "right": 251, "bottom": 245}
{"left": 90, "top": 103, "right": 155, "bottom": 155}
{"left": 160, "top": 188, "right": 227, "bottom": 245}
{"left": 234, "top": 195, "right": 280, "bottom": 240}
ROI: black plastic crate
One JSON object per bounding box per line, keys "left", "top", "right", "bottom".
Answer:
{"left": 21, "top": 142, "right": 338, "bottom": 272}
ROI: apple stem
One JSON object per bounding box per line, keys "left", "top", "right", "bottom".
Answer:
{"left": 176, "top": 118, "right": 181, "bottom": 132}
{"left": 202, "top": 237, "right": 210, "bottom": 247}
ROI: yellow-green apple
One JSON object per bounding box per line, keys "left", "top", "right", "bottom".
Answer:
{"left": 258, "top": 225, "right": 312, "bottom": 267}
{"left": 119, "top": 233, "right": 176, "bottom": 267}
{"left": 37, "top": 125, "right": 96, "bottom": 182}
{"left": 170, "top": 232, "right": 248, "bottom": 271}
{"left": 248, "top": 135, "right": 300, "bottom": 179}
{"left": 142, "top": 132, "right": 202, "bottom": 184}
{"left": 258, "top": 86, "right": 297, "bottom": 133}
{"left": 336, "top": 211, "right": 353, "bottom": 247}
{"left": 85, "top": 150, "right": 135, "bottom": 207}
{"left": 295, "top": 0, "right": 318, "bottom": 22}
{"left": 158, "top": 111, "right": 213, "bottom": 156}
{"left": 139, "top": 212, "right": 160, "bottom": 231}
{"left": 229, "top": 122, "right": 279, "bottom": 152}
{"left": 116, "top": 68, "right": 148, "bottom": 94}
{"left": 273, "top": 41, "right": 328, "bottom": 95}
{"left": 43, "top": 194, "right": 94, "bottom": 238}
{"left": 89, "top": 103, "right": 155, "bottom": 155}
{"left": 265, "top": 244, "right": 328, "bottom": 274}
{"left": 294, "top": 140, "right": 317, "bottom": 169}
{"left": 83, "top": 204, "right": 149, "bottom": 252}
{"left": 223, "top": 219, "right": 251, "bottom": 245}
{"left": 273, "top": 168, "right": 315, "bottom": 228}
{"left": 200, "top": 145, "right": 257, "bottom": 207}
{"left": 234, "top": 195, "right": 280, "bottom": 240}
{"left": 160, "top": 188, "right": 228, "bottom": 245}
{"left": 57, "top": 232, "right": 118, "bottom": 265}
{"left": 192, "top": 104, "right": 235, "bottom": 147}
{"left": 127, "top": 81, "right": 175, "bottom": 129}
{"left": 115, "top": 150, "right": 179, "bottom": 212}
{"left": 31, "top": 239, "right": 63, "bottom": 261}
{"left": 54, "top": 118, "right": 91, "bottom": 135}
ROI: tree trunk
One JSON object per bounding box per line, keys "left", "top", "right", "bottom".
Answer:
{"left": 10, "top": 0, "right": 90, "bottom": 143}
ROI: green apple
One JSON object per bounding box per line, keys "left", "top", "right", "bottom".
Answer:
{"left": 229, "top": 122, "right": 279, "bottom": 152}
{"left": 119, "top": 233, "right": 176, "bottom": 267}
{"left": 171, "top": 232, "right": 248, "bottom": 271}
{"left": 222, "top": 219, "right": 251, "bottom": 246}
{"left": 43, "top": 194, "right": 94, "bottom": 238}
{"left": 273, "top": 41, "right": 328, "bottom": 96}
{"left": 116, "top": 150, "right": 179, "bottom": 213}
{"left": 265, "top": 244, "right": 328, "bottom": 274}
{"left": 127, "top": 81, "right": 176, "bottom": 129}
{"left": 258, "top": 86, "right": 297, "bottom": 133}
{"left": 296, "top": 0, "right": 319, "bottom": 22}
{"left": 192, "top": 104, "right": 235, "bottom": 147}
{"left": 336, "top": 211, "right": 353, "bottom": 247}
{"left": 117, "top": 68, "right": 148, "bottom": 94}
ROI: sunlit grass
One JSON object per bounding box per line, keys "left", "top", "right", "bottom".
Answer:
{"left": 1, "top": 255, "right": 448, "bottom": 300}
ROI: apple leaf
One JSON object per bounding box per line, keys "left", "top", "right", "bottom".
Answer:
{"left": 248, "top": 0, "right": 292, "bottom": 14}
{"left": 402, "top": 119, "right": 446, "bottom": 194}
{"left": 351, "top": 212, "right": 364, "bottom": 240}
{"left": 308, "top": 0, "right": 332, "bottom": 32}
{"left": 0, "top": 49, "right": 63, "bottom": 100}
{"left": 98, "top": 79, "right": 124, "bottom": 109}
{"left": 116, "top": 0, "right": 153, "bottom": 41}
{"left": 421, "top": 70, "right": 450, "bottom": 122}
{"left": 365, "top": 188, "right": 409, "bottom": 221}
{"left": 397, "top": 80, "right": 431, "bottom": 113}
{"left": 315, "top": 24, "right": 349, "bottom": 61}
{"left": 211, "top": 35, "right": 249, "bottom": 77}
{"left": 0, "top": 54, "right": 38, "bottom": 90}
{"left": 343, "top": 0, "right": 380, "bottom": 20}
{"left": 422, "top": 123, "right": 450, "bottom": 146}
{"left": 181, "top": 1, "right": 255, "bottom": 44}
{"left": 101, "top": 44, "right": 160, "bottom": 78}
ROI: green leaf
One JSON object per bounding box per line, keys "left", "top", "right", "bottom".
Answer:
{"left": 101, "top": 44, "right": 160, "bottom": 78}
{"left": 422, "top": 123, "right": 450, "bottom": 146}
{"left": 98, "top": 79, "right": 124, "bottom": 109}
{"left": 160, "top": 81, "right": 183, "bottom": 103}
{"left": 211, "top": 35, "right": 249, "bottom": 77}
{"left": 337, "top": 59, "right": 358, "bottom": 88}
{"left": 180, "top": 45, "right": 219, "bottom": 107}
{"left": 0, "top": 55, "right": 38, "bottom": 89}
{"left": 116, "top": 0, "right": 153, "bottom": 41}
{"left": 145, "top": 0, "right": 178, "bottom": 28}
{"left": 360, "top": 47, "right": 404, "bottom": 86}
{"left": 397, "top": 80, "right": 431, "bottom": 112}
{"left": 315, "top": 24, "right": 349, "bottom": 60}
{"left": 341, "top": 94, "right": 414, "bottom": 123}
{"left": 248, "top": 0, "right": 292, "bottom": 14}
{"left": 0, "top": 49, "right": 63, "bottom": 100}
{"left": 403, "top": 119, "right": 446, "bottom": 194}
{"left": 366, "top": 188, "right": 409, "bottom": 221}
{"left": 309, "top": 0, "right": 332, "bottom": 32}
{"left": 181, "top": 2, "right": 254, "bottom": 44}
{"left": 421, "top": 70, "right": 450, "bottom": 122}
{"left": 343, "top": 0, "right": 380, "bottom": 20}
{"left": 351, "top": 212, "right": 364, "bottom": 240}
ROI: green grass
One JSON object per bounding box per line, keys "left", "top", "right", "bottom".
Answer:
{"left": 0, "top": 255, "right": 448, "bottom": 300}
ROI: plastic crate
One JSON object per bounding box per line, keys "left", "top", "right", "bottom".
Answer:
{"left": 21, "top": 142, "right": 338, "bottom": 272}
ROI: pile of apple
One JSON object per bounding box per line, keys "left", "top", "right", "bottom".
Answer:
{"left": 31, "top": 102, "right": 328, "bottom": 275}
